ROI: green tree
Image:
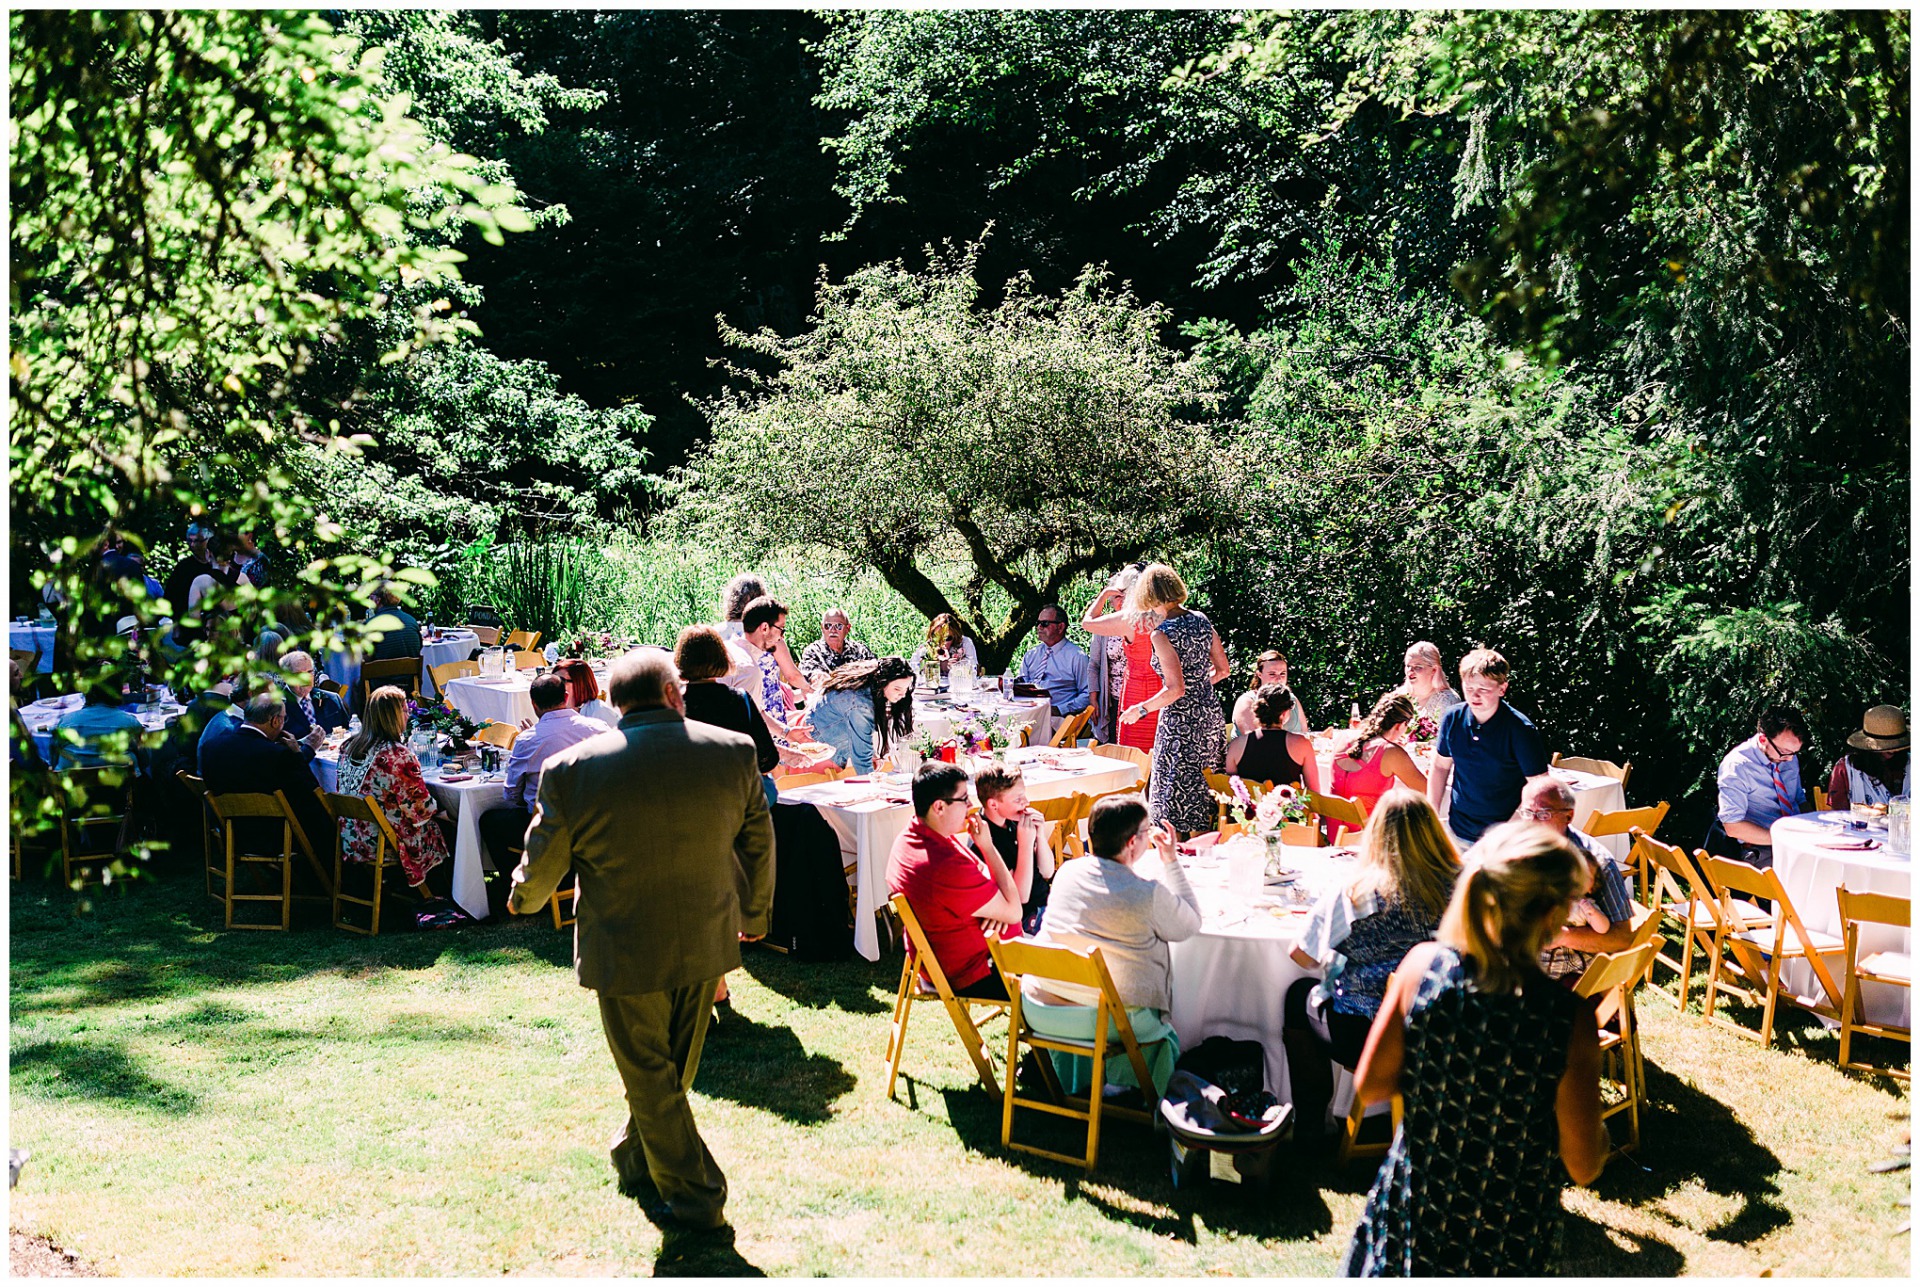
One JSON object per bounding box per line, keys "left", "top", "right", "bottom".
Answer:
{"left": 680, "top": 241, "right": 1232, "bottom": 671}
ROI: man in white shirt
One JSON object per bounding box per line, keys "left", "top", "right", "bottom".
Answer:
{"left": 1016, "top": 605, "right": 1091, "bottom": 717}
{"left": 478, "top": 673, "right": 610, "bottom": 868}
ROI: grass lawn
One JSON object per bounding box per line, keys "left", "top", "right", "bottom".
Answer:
{"left": 9, "top": 867, "right": 1910, "bottom": 1277}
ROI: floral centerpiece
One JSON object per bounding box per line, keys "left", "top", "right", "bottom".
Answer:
{"left": 1406, "top": 710, "right": 1439, "bottom": 747}
{"left": 955, "top": 712, "right": 1020, "bottom": 759}
{"left": 565, "top": 630, "right": 621, "bottom": 661}
{"left": 907, "top": 728, "right": 952, "bottom": 764}
{"left": 1210, "top": 775, "right": 1314, "bottom": 871}
{"left": 408, "top": 696, "right": 485, "bottom": 754}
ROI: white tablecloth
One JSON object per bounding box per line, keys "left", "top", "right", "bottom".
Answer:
{"left": 312, "top": 749, "right": 503, "bottom": 924}
{"left": 19, "top": 695, "right": 185, "bottom": 762}
{"left": 419, "top": 631, "right": 481, "bottom": 697}
{"left": 779, "top": 745, "right": 1142, "bottom": 961}
{"left": 1168, "top": 839, "right": 1356, "bottom": 1108}
{"left": 1773, "top": 812, "right": 1910, "bottom": 1027}
{"left": 442, "top": 673, "right": 539, "bottom": 726}
{"left": 909, "top": 692, "right": 1054, "bottom": 750}
{"left": 10, "top": 623, "right": 57, "bottom": 674}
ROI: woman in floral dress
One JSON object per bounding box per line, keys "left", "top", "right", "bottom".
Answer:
{"left": 335, "top": 685, "right": 449, "bottom": 890}
{"left": 1115, "top": 564, "right": 1228, "bottom": 836}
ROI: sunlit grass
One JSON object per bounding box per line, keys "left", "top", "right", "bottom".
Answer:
{"left": 9, "top": 871, "right": 1910, "bottom": 1276}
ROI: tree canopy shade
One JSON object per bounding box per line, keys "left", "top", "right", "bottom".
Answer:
{"left": 679, "top": 242, "right": 1231, "bottom": 671}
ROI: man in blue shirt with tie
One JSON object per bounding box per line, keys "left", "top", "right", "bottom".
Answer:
{"left": 1713, "top": 704, "right": 1809, "bottom": 869}
{"left": 1016, "top": 605, "right": 1091, "bottom": 718}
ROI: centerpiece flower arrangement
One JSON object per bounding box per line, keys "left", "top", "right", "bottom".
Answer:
{"left": 955, "top": 712, "right": 1019, "bottom": 759}
{"left": 907, "top": 728, "right": 952, "bottom": 763}
{"left": 408, "top": 697, "right": 485, "bottom": 752}
{"left": 1406, "top": 710, "right": 1439, "bottom": 747}
{"left": 565, "top": 630, "right": 621, "bottom": 661}
{"left": 1211, "top": 775, "right": 1314, "bottom": 871}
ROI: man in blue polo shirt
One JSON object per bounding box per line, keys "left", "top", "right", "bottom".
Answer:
{"left": 1427, "top": 647, "right": 1549, "bottom": 851}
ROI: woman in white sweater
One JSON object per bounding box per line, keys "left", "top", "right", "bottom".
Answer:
{"left": 1022, "top": 793, "right": 1202, "bottom": 1095}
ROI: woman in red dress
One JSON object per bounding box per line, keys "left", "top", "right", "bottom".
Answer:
{"left": 1081, "top": 566, "right": 1161, "bottom": 750}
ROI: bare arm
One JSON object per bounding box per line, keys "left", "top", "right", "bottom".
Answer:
{"left": 1207, "top": 628, "right": 1230, "bottom": 685}
{"left": 1079, "top": 587, "right": 1134, "bottom": 637}
{"left": 1354, "top": 945, "right": 1434, "bottom": 1107}
{"left": 1557, "top": 1002, "right": 1608, "bottom": 1185}
{"left": 1382, "top": 742, "right": 1428, "bottom": 793}
{"left": 1723, "top": 818, "right": 1775, "bottom": 846}
{"left": 1291, "top": 733, "right": 1323, "bottom": 793}
{"left": 1426, "top": 754, "right": 1453, "bottom": 813}
{"left": 968, "top": 814, "right": 1026, "bottom": 927}
{"left": 1224, "top": 733, "right": 1247, "bottom": 775}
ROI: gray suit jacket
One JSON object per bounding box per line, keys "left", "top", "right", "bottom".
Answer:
{"left": 508, "top": 707, "right": 775, "bottom": 996}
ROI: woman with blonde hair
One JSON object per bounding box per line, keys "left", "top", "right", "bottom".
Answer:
{"left": 1109, "top": 563, "right": 1228, "bottom": 836}
{"left": 335, "top": 685, "right": 451, "bottom": 893}
{"left": 1082, "top": 562, "right": 1159, "bottom": 747}
{"left": 907, "top": 612, "right": 980, "bottom": 683}
{"left": 1400, "top": 640, "right": 1462, "bottom": 720}
{"left": 1284, "top": 790, "right": 1459, "bottom": 1143}
{"left": 1344, "top": 821, "right": 1606, "bottom": 1276}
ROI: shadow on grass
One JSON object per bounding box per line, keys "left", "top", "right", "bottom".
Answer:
{"left": 736, "top": 947, "right": 892, "bottom": 1016}
{"left": 696, "top": 1011, "right": 856, "bottom": 1124}
{"left": 11, "top": 1037, "right": 199, "bottom": 1114}
{"left": 651, "top": 1222, "right": 765, "bottom": 1278}
{"left": 1560, "top": 1209, "right": 1687, "bottom": 1275}
{"left": 937, "top": 1083, "right": 1335, "bottom": 1243}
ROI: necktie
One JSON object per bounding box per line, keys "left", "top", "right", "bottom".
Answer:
{"left": 1768, "top": 757, "right": 1796, "bottom": 812}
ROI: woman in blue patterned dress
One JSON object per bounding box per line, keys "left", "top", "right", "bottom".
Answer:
{"left": 1344, "top": 821, "right": 1608, "bottom": 1277}
{"left": 1116, "top": 564, "right": 1228, "bottom": 836}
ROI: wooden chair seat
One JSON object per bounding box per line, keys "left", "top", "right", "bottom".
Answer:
{"left": 885, "top": 894, "right": 1010, "bottom": 1100}
{"left": 1702, "top": 856, "right": 1846, "bottom": 1046}
{"left": 1858, "top": 950, "right": 1912, "bottom": 980}
{"left": 1835, "top": 886, "right": 1911, "bottom": 1081}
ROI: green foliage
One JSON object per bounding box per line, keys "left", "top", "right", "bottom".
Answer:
{"left": 679, "top": 239, "right": 1230, "bottom": 671}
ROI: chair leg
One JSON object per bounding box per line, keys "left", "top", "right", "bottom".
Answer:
{"left": 942, "top": 995, "right": 1001, "bottom": 1099}
{"left": 1001, "top": 1004, "right": 1021, "bottom": 1152}
{"left": 1084, "top": 1024, "right": 1107, "bottom": 1172}
{"left": 885, "top": 969, "right": 914, "bottom": 1101}
{"left": 1759, "top": 954, "right": 1782, "bottom": 1049}
{"left": 224, "top": 850, "right": 237, "bottom": 930}
{"left": 280, "top": 857, "right": 293, "bottom": 931}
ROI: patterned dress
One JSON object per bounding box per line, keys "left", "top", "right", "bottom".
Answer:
{"left": 1347, "top": 946, "right": 1583, "bottom": 1277}
{"left": 336, "top": 741, "right": 449, "bottom": 886}
{"left": 1146, "top": 610, "right": 1225, "bottom": 834}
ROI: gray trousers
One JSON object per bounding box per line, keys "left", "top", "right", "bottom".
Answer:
{"left": 598, "top": 978, "right": 726, "bottom": 1227}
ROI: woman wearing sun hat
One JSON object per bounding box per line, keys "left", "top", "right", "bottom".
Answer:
{"left": 1826, "top": 705, "right": 1911, "bottom": 810}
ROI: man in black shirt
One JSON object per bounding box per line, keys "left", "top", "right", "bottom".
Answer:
{"left": 162, "top": 521, "right": 214, "bottom": 617}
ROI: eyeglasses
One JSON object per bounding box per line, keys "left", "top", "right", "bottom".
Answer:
{"left": 940, "top": 794, "right": 970, "bottom": 806}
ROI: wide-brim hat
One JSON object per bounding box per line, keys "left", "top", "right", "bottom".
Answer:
{"left": 1847, "top": 704, "right": 1910, "bottom": 752}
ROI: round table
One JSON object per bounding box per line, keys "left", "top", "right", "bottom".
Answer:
{"left": 419, "top": 630, "right": 481, "bottom": 697}
{"left": 1168, "top": 838, "right": 1356, "bottom": 1111}
{"left": 1772, "top": 811, "right": 1911, "bottom": 1027}
{"left": 907, "top": 691, "right": 1054, "bottom": 750}
{"left": 18, "top": 694, "right": 185, "bottom": 763}
{"left": 10, "top": 622, "right": 57, "bottom": 674}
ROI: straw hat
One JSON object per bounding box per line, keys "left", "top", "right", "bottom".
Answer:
{"left": 1846, "top": 705, "right": 1910, "bottom": 753}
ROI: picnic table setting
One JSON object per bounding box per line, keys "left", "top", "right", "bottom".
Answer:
{"left": 10, "top": 614, "right": 60, "bottom": 674}
{"left": 16, "top": 688, "right": 189, "bottom": 763}
{"left": 1771, "top": 806, "right": 1911, "bottom": 1027}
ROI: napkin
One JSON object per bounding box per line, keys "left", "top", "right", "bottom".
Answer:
{"left": 436, "top": 772, "right": 473, "bottom": 783}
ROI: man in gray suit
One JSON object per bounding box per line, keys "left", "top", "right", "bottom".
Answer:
{"left": 507, "top": 649, "right": 774, "bottom": 1230}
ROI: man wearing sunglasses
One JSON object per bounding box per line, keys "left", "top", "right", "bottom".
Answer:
{"left": 1708, "top": 704, "right": 1811, "bottom": 869}
{"left": 1016, "top": 604, "right": 1091, "bottom": 718}
{"left": 887, "top": 760, "right": 1032, "bottom": 1000}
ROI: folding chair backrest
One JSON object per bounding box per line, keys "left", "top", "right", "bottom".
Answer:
{"left": 1307, "top": 789, "right": 1367, "bottom": 832}
{"left": 1033, "top": 792, "right": 1091, "bottom": 862}
{"left": 1089, "top": 743, "right": 1150, "bottom": 777}
{"left": 512, "top": 650, "right": 545, "bottom": 671}
{"left": 891, "top": 893, "right": 961, "bottom": 996}
{"left": 1836, "top": 886, "right": 1912, "bottom": 935}
{"left": 1552, "top": 753, "right": 1631, "bottom": 785}
{"left": 430, "top": 659, "right": 478, "bottom": 691}
{"left": 1049, "top": 706, "right": 1094, "bottom": 748}
{"left": 323, "top": 792, "right": 402, "bottom": 861}
{"left": 504, "top": 630, "right": 542, "bottom": 652}
{"left": 990, "top": 936, "right": 1156, "bottom": 1098}
{"left": 471, "top": 721, "right": 519, "bottom": 749}
{"left": 207, "top": 790, "right": 295, "bottom": 859}
{"left": 1584, "top": 802, "right": 1671, "bottom": 839}
{"left": 1575, "top": 937, "right": 1664, "bottom": 1002}
{"left": 1704, "top": 855, "right": 1844, "bottom": 1005}
{"left": 1637, "top": 830, "right": 1707, "bottom": 911}
{"left": 460, "top": 625, "right": 502, "bottom": 646}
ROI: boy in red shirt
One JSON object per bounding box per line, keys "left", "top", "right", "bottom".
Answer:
{"left": 887, "top": 760, "right": 1030, "bottom": 999}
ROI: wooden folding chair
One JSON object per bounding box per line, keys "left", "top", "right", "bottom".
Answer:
{"left": 885, "top": 894, "right": 1011, "bottom": 1100}
{"left": 1552, "top": 752, "right": 1631, "bottom": 787}
{"left": 1573, "top": 936, "right": 1664, "bottom": 1155}
{"left": 987, "top": 936, "right": 1168, "bottom": 1171}
{"left": 511, "top": 650, "right": 545, "bottom": 671}
{"left": 504, "top": 629, "right": 542, "bottom": 652}
{"left": 1701, "top": 856, "right": 1845, "bottom": 1047}
{"left": 1637, "top": 830, "right": 1767, "bottom": 1011}
{"left": 54, "top": 766, "right": 134, "bottom": 888}
{"left": 1089, "top": 742, "right": 1150, "bottom": 794}
{"left": 176, "top": 770, "right": 224, "bottom": 899}
{"left": 1810, "top": 786, "right": 1830, "bottom": 812}
{"left": 1048, "top": 706, "right": 1094, "bottom": 748}
{"left": 323, "top": 792, "right": 423, "bottom": 935}
{"left": 460, "top": 624, "right": 502, "bottom": 646}
{"left": 773, "top": 765, "right": 851, "bottom": 789}
{"left": 205, "top": 791, "right": 299, "bottom": 930}
{"left": 359, "top": 655, "right": 422, "bottom": 711}
{"left": 1835, "top": 886, "right": 1911, "bottom": 1081}
{"left": 1338, "top": 1092, "right": 1406, "bottom": 1167}
{"left": 1583, "top": 802, "right": 1671, "bottom": 903}
{"left": 1307, "top": 789, "right": 1368, "bottom": 844}
{"left": 471, "top": 721, "right": 519, "bottom": 750}
{"left": 1033, "top": 792, "right": 1092, "bottom": 864}
{"left": 429, "top": 659, "right": 478, "bottom": 692}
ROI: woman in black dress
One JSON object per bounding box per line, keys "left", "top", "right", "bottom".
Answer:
{"left": 1223, "top": 684, "right": 1322, "bottom": 792}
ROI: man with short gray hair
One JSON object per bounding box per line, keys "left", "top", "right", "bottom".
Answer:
{"left": 1512, "top": 777, "right": 1634, "bottom": 981}
{"left": 509, "top": 646, "right": 773, "bottom": 1230}
{"left": 198, "top": 686, "right": 336, "bottom": 863}
{"left": 277, "top": 650, "right": 346, "bottom": 744}
{"left": 798, "top": 607, "right": 875, "bottom": 684}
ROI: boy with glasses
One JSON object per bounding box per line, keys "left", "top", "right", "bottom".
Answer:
{"left": 886, "top": 761, "right": 1031, "bottom": 1000}
{"left": 1426, "top": 648, "right": 1550, "bottom": 852}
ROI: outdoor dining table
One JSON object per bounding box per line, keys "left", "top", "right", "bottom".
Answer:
{"left": 1167, "top": 836, "right": 1355, "bottom": 1115}
{"left": 1771, "top": 811, "right": 1911, "bottom": 1028}
{"left": 10, "top": 621, "right": 58, "bottom": 674}
{"left": 324, "top": 629, "right": 481, "bottom": 699}
{"left": 441, "top": 659, "right": 617, "bottom": 726}
{"left": 311, "top": 745, "right": 502, "bottom": 924}
{"left": 17, "top": 692, "right": 187, "bottom": 763}
{"left": 908, "top": 690, "right": 1054, "bottom": 749}
{"left": 777, "top": 744, "right": 1142, "bottom": 962}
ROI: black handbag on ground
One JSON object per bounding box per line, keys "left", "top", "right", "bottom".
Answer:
{"left": 766, "top": 801, "right": 854, "bottom": 962}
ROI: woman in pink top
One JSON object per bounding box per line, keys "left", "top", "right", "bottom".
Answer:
{"left": 1331, "top": 693, "right": 1429, "bottom": 839}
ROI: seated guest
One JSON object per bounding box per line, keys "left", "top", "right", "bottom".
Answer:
{"left": 717, "top": 572, "right": 807, "bottom": 694}
{"left": 1512, "top": 778, "right": 1633, "bottom": 982}
{"left": 810, "top": 657, "right": 915, "bottom": 774}
{"left": 555, "top": 657, "right": 620, "bottom": 726}
{"left": 276, "top": 651, "right": 348, "bottom": 742}
{"left": 251, "top": 629, "right": 285, "bottom": 663}
{"left": 887, "top": 760, "right": 1028, "bottom": 1000}
{"left": 195, "top": 678, "right": 249, "bottom": 766}
{"left": 798, "top": 608, "right": 876, "bottom": 685}
{"left": 1021, "top": 794, "right": 1200, "bottom": 1096}
{"left": 974, "top": 764, "right": 1055, "bottom": 935}
{"left": 1708, "top": 703, "right": 1809, "bottom": 868}
{"left": 908, "top": 612, "right": 980, "bottom": 683}
{"left": 1331, "top": 693, "right": 1429, "bottom": 829}
{"left": 1285, "top": 790, "right": 1460, "bottom": 1142}
{"left": 737, "top": 596, "right": 808, "bottom": 739}
{"left": 1428, "top": 648, "right": 1548, "bottom": 852}
{"left": 1827, "top": 704, "right": 1910, "bottom": 810}
{"left": 1224, "top": 684, "right": 1322, "bottom": 792}
{"left": 232, "top": 525, "right": 270, "bottom": 588}
{"left": 1400, "top": 640, "right": 1463, "bottom": 719}
{"left": 1232, "top": 649, "right": 1307, "bottom": 735}
{"left": 1016, "top": 605, "right": 1091, "bottom": 716}
{"left": 52, "top": 671, "right": 148, "bottom": 773}
{"left": 675, "top": 626, "right": 779, "bottom": 805}
{"left": 367, "top": 584, "right": 422, "bottom": 661}
{"left": 198, "top": 690, "right": 337, "bottom": 864}
{"left": 334, "top": 685, "right": 449, "bottom": 894}
{"left": 478, "top": 673, "right": 609, "bottom": 870}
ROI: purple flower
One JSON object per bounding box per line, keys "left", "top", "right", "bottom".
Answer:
{"left": 1230, "top": 775, "right": 1251, "bottom": 806}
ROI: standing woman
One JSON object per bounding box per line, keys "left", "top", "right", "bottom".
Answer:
{"left": 335, "top": 686, "right": 451, "bottom": 896}
{"left": 1081, "top": 564, "right": 1162, "bottom": 753}
{"left": 1115, "top": 564, "right": 1229, "bottom": 837}
{"left": 1344, "top": 821, "right": 1606, "bottom": 1276}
